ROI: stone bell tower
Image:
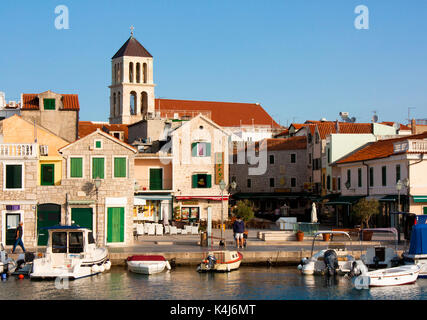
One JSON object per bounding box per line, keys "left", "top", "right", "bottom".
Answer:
{"left": 109, "top": 27, "right": 156, "bottom": 124}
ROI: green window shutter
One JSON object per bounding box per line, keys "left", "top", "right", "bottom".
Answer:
{"left": 382, "top": 166, "right": 387, "bottom": 186}
{"left": 149, "top": 168, "right": 163, "bottom": 190}
{"left": 205, "top": 143, "right": 211, "bottom": 157}
{"left": 92, "top": 158, "right": 104, "bottom": 179}
{"left": 191, "top": 143, "right": 197, "bottom": 157}
{"left": 206, "top": 175, "right": 212, "bottom": 188}
{"left": 44, "top": 99, "right": 55, "bottom": 110}
{"left": 114, "top": 157, "right": 126, "bottom": 178}
{"left": 70, "top": 158, "right": 83, "bottom": 178}
{"left": 119, "top": 207, "right": 125, "bottom": 242}
{"left": 6, "top": 165, "right": 22, "bottom": 189}
{"left": 41, "top": 164, "right": 55, "bottom": 186}
{"left": 424, "top": 207, "right": 427, "bottom": 215}
{"left": 192, "top": 174, "right": 198, "bottom": 188}
{"left": 95, "top": 140, "right": 102, "bottom": 149}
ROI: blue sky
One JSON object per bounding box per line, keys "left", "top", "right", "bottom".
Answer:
{"left": 1, "top": 0, "right": 426, "bottom": 125}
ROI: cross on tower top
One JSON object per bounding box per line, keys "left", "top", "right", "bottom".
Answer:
{"left": 130, "top": 25, "right": 134, "bottom": 37}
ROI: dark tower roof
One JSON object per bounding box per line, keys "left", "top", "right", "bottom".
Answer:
{"left": 112, "top": 36, "right": 152, "bottom": 59}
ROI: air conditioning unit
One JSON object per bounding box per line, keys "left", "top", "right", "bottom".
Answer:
{"left": 39, "top": 145, "right": 49, "bottom": 156}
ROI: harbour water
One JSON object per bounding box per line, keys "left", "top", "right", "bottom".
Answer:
{"left": 1, "top": 266, "right": 427, "bottom": 300}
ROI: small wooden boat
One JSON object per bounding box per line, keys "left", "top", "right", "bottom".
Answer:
{"left": 127, "top": 255, "right": 171, "bottom": 275}
{"left": 353, "top": 264, "right": 420, "bottom": 288}
{"left": 197, "top": 250, "right": 242, "bottom": 272}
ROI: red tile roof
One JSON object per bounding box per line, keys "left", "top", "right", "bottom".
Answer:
{"left": 78, "top": 121, "right": 129, "bottom": 142}
{"left": 154, "top": 99, "right": 281, "bottom": 128}
{"left": 262, "top": 136, "right": 307, "bottom": 151}
{"left": 335, "top": 132, "right": 427, "bottom": 164}
{"left": 22, "top": 93, "right": 80, "bottom": 111}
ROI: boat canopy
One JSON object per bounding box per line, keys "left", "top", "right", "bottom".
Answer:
{"left": 409, "top": 224, "right": 427, "bottom": 255}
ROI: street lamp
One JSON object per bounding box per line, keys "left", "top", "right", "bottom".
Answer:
{"left": 396, "top": 178, "right": 409, "bottom": 212}
{"left": 94, "top": 176, "right": 102, "bottom": 244}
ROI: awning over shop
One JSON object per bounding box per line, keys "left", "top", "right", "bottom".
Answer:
{"left": 135, "top": 195, "right": 173, "bottom": 201}
{"left": 67, "top": 200, "right": 95, "bottom": 205}
{"left": 175, "top": 196, "right": 229, "bottom": 201}
{"left": 380, "top": 195, "right": 399, "bottom": 202}
{"left": 413, "top": 196, "right": 427, "bottom": 203}
{"left": 326, "top": 195, "right": 364, "bottom": 205}
{"left": 232, "top": 192, "right": 315, "bottom": 200}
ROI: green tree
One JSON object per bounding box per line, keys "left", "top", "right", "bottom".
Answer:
{"left": 352, "top": 198, "right": 380, "bottom": 228}
{"left": 232, "top": 200, "right": 255, "bottom": 222}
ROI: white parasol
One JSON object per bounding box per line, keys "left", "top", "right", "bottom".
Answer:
{"left": 311, "top": 202, "right": 318, "bottom": 223}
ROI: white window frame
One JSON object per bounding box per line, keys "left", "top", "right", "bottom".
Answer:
{"left": 90, "top": 156, "right": 106, "bottom": 180}
{"left": 68, "top": 156, "right": 85, "bottom": 179}
{"left": 94, "top": 139, "right": 103, "bottom": 150}
{"left": 3, "top": 162, "right": 25, "bottom": 191}
{"left": 112, "top": 156, "right": 128, "bottom": 179}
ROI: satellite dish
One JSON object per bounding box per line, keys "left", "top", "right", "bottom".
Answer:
{"left": 350, "top": 117, "right": 356, "bottom": 123}
{"left": 372, "top": 115, "right": 379, "bottom": 123}
{"left": 393, "top": 122, "right": 400, "bottom": 131}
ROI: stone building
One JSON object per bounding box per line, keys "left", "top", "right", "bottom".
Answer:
{"left": 20, "top": 90, "right": 79, "bottom": 143}
{"left": 58, "top": 129, "right": 137, "bottom": 246}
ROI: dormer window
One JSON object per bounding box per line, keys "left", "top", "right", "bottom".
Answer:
{"left": 44, "top": 99, "right": 55, "bottom": 110}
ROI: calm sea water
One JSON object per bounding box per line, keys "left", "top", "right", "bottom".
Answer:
{"left": 0, "top": 266, "right": 427, "bottom": 300}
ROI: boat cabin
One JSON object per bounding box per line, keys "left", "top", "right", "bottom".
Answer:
{"left": 44, "top": 225, "right": 95, "bottom": 256}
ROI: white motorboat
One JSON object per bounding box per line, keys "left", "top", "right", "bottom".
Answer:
{"left": 127, "top": 255, "right": 171, "bottom": 275}
{"left": 197, "top": 250, "right": 243, "bottom": 272}
{"left": 402, "top": 224, "right": 427, "bottom": 278}
{"left": 360, "top": 228, "right": 401, "bottom": 269}
{"left": 353, "top": 264, "right": 420, "bottom": 288}
{"left": 0, "top": 243, "right": 17, "bottom": 274}
{"left": 30, "top": 225, "right": 111, "bottom": 280}
{"left": 298, "top": 231, "right": 359, "bottom": 276}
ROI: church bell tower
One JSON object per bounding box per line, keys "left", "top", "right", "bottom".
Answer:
{"left": 109, "top": 27, "right": 156, "bottom": 124}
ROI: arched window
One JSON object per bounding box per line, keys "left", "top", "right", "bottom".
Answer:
{"left": 118, "top": 92, "right": 121, "bottom": 115}
{"left": 141, "top": 91, "right": 148, "bottom": 114}
{"left": 130, "top": 91, "right": 137, "bottom": 115}
{"left": 113, "top": 93, "right": 117, "bottom": 116}
{"left": 118, "top": 63, "right": 122, "bottom": 82}
{"left": 136, "top": 63, "right": 141, "bottom": 83}
{"left": 129, "top": 62, "right": 134, "bottom": 83}
{"left": 143, "top": 63, "right": 147, "bottom": 83}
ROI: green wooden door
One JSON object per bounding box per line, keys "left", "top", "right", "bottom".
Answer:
{"left": 37, "top": 204, "right": 61, "bottom": 246}
{"left": 41, "top": 164, "right": 55, "bottom": 186}
{"left": 71, "top": 208, "right": 93, "bottom": 230}
{"left": 149, "top": 168, "right": 163, "bottom": 190}
{"left": 107, "top": 207, "right": 124, "bottom": 243}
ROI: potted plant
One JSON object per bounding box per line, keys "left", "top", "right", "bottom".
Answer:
{"left": 352, "top": 198, "right": 380, "bottom": 241}
{"left": 296, "top": 230, "right": 304, "bottom": 241}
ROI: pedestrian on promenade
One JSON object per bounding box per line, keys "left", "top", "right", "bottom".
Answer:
{"left": 233, "top": 216, "right": 245, "bottom": 249}
{"left": 12, "top": 222, "right": 26, "bottom": 253}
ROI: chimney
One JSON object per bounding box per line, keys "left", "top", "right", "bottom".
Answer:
{"left": 335, "top": 120, "right": 339, "bottom": 133}
{"left": 411, "top": 118, "right": 416, "bottom": 134}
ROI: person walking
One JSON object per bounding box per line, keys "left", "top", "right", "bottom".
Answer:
{"left": 12, "top": 222, "right": 26, "bottom": 253}
{"left": 232, "top": 216, "right": 245, "bottom": 249}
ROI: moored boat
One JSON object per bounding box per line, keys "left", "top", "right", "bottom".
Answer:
{"left": 0, "top": 243, "right": 17, "bottom": 275}
{"left": 402, "top": 224, "right": 427, "bottom": 278}
{"left": 298, "top": 231, "right": 358, "bottom": 276}
{"left": 197, "top": 250, "right": 242, "bottom": 272}
{"left": 30, "top": 225, "right": 110, "bottom": 280}
{"left": 353, "top": 264, "right": 420, "bottom": 288}
{"left": 127, "top": 255, "right": 171, "bottom": 275}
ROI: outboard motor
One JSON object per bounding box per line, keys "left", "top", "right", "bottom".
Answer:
{"left": 206, "top": 254, "right": 217, "bottom": 270}
{"left": 323, "top": 250, "right": 338, "bottom": 276}
{"left": 349, "top": 260, "right": 368, "bottom": 278}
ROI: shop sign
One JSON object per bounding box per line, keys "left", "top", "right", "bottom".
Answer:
{"left": 215, "top": 152, "right": 224, "bottom": 184}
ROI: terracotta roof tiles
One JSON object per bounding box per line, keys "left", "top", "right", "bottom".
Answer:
{"left": 21, "top": 93, "right": 80, "bottom": 111}
{"left": 78, "top": 121, "right": 129, "bottom": 143}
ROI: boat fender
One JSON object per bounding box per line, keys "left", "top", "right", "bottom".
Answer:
{"left": 99, "top": 265, "right": 105, "bottom": 273}
{"left": 166, "top": 260, "right": 171, "bottom": 270}
{"left": 92, "top": 265, "right": 100, "bottom": 273}
{"left": 104, "top": 261, "right": 111, "bottom": 271}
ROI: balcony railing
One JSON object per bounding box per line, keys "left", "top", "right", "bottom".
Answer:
{"left": 394, "top": 140, "right": 427, "bottom": 154}
{"left": 135, "top": 178, "right": 173, "bottom": 192}
{"left": 0, "top": 143, "right": 38, "bottom": 158}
